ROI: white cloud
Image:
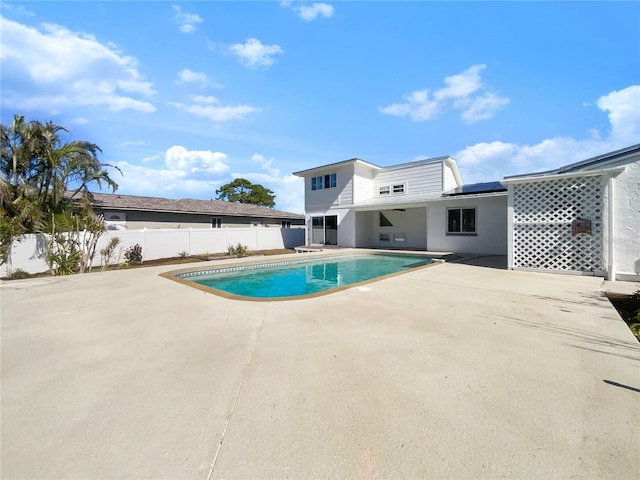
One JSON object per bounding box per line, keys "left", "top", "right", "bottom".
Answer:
{"left": 68, "top": 116, "right": 90, "bottom": 125}
{"left": 114, "top": 149, "right": 304, "bottom": 213}
{"left": 379, "top": 64, "right": 509, "bottom": 124}
{"left": 227, "top": 38, "right": 283, "bottom": 69}
{"left": 0, "top": 17, "right": 155, "bottom": 114}
{"left": 113, "top": 146, "right": 230, "bottom": 196}
{"left": 170, "top": 95, "right": 260, "bottom": 122}
{"left": 165, "top": 146, "right": 229, "bottom": 177}
{"left": 0, "top": 3, "right": 34, "bottom": 16}
{"left": 232, "top": 154, "right": 304, "bottom": 213}
{"left": 460, "top": 92, "right": 511, "bottom": 123}
{"left": 121, "top": 140, "right": 147, "bottom": 147}
{"left": 454, "top": 85, "right": 640, "bottom": 183}
{"left": 171, "top": 5, "right": 202, "bottom": 34}
{"left": 176, "top": 68, "right": 205, "bottom": 86}
{"left": 281, "top": 2, "right": 334, "bottom": 21}
{"left": 252, "top": 153, "right": 280, "bottom": 177}
{"left": 597, "top": 85, "right": 640, "bottom": 146}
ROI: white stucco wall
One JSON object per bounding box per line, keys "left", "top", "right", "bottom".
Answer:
{"left": 369, "top": 208, "right": 427, "bottom": 249}
{"left": 427, "top": 195, "right": 508, "bottom": 255}
{"left": 611, "top": 160, "right": 640, "bottom": 280}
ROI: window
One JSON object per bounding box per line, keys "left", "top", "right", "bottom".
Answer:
{"left": 312, "top": 173, "right": 336, "bottom": 190}
{"left": 447, "top": 208, "right": 476, "bottom": 234}
{"left": 378, "top": 183, "right": 406, "bottom": 196}
{"left": 393, "top": 233, "right": 406, "bottom": 242}
{"left": 379, "top": 233, "right": 391, "bottom": 242}
{"left": 281, "top": 220, "right": 291, "bottom": 229}
{"left": 211, "top": 217, "right": 222, "bottom": 228}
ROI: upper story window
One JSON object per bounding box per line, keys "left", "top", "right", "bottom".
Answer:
{"left": 378, "top": 183, "right": 406, "bottom": 196}
{"left": 211, "top": 217, "right": 222, "bottom": 228}
{"left": 312, "top": 173, "right": 337, "bottom": 191}
{"left": 447, "top": 207, "right": 476, "bottom": 235}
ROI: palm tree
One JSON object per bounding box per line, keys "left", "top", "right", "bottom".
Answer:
{"left": 0, "top": 115, "right": 120, "bottom": 266}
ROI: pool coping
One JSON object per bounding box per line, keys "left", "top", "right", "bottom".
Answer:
{"left": 159, "top": 250, "right": 445, "bottom": 302}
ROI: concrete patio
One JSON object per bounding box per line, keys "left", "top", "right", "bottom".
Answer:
{"left": 1, "top": 254, "right": 638, "bottom": 479}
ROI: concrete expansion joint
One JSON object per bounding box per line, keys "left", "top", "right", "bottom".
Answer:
{"left": 206, "top": 314, "right": 265, "bottom": 480}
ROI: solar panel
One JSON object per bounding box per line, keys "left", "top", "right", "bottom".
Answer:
{"left": 444, "top": 181, "right": 506, "bottom": 196}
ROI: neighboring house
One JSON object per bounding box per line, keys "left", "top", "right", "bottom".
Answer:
{"left": 503, "top": 143, "right": 640, "bottom": 281}
{"left": 84, "top": 192, "right": 305, "bottom": 230}
{"left": 294, "top": 143, "right": 639, "bottom": 281}
{"left": 293, "top": 156, "right": 508, "bottom": 254}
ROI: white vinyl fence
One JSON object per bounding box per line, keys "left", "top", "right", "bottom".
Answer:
{"left": 2, "top": 227, "right": 305, "bottom": 276}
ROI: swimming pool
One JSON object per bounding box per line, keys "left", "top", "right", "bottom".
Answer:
{"left": 165, "top": 253, "right": 436, "bottom": 300}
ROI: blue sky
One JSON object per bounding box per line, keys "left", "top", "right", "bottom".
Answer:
{"left": 2, "top": 1, "right": 639, "bottom": 214}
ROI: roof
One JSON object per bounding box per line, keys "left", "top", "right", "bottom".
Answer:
{"left": 442, "top": 181, "right": 506, "bottom": 197}
{"left": 353, "top": 191, "right": 443, "bottom": 211}
{"left": 503, "top": 143, "right": 640, "bottom": 181}
{"left": 292, "top": 155, "right": 458, "bottom": 177}
{"left": 82, "top": 192, "right": 304, "bottom": 220}
{"left": 293, "top": 158, "right": 380, "bottom": 176}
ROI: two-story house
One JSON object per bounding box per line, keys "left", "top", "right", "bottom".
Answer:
{"left": 295, "top": 144, "right": 639, "bottom": 281}
{"left": 293, "top": 156, "right": 508, "bottom": 254}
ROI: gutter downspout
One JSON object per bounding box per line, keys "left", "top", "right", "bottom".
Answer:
{"left": 607, "top": 174, "right": 616, "bottom": 281}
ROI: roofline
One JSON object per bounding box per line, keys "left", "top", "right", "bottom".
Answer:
{"left": 444, "top": 157, "right": 464, "bottom": 186}
{"left": 504, "top": 143, "right": 640, "bottom": 180}
{"left": 431, "top": 191, "right": 508, "bottom": 201}
{"left": 293, "top": 155, "right": 459, "bottom": 177}
{"left": 93, "top": 205, "right": 304, "bottom": 219}
{"left": 293, "top": 158, "right": 380, "bottom": 176}
{"left": 501, "top": 166, "right": 625, "bottom": 184}
{"left": 84, "top": 192, "right": 304, "bottom": 219}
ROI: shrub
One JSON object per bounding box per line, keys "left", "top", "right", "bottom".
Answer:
{"left": 124, "top": 244, "right": 143, "bottom": 265}
{"left": 100, "top": 236, "right": 122, "bottom": 271}
{"left": 9, "top": 268, "right": 29, "bottom": 279}
{"left": 227, "top": 242, "right": 251, "bottom": 257}
{"left": 178, "top": 250, "right": 188, "bottom": 258}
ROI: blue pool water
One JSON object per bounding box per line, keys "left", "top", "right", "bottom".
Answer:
{"left": 178, "top": 254, "right": 434, "bottom": 299}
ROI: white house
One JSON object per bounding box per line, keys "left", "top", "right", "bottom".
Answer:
{"left": 293, "top": 156, "right": 508, "bottom": 254}
{"left": 294, "top": 144, "right": 639, "bottom": 281}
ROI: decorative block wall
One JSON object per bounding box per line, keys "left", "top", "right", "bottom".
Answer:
{"left": 512, "top": 175, "right": 604, "bottom": 273}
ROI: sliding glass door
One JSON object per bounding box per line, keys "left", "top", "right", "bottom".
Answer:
{"left": 311, "top": 215, "right": 338, "bottom": 245}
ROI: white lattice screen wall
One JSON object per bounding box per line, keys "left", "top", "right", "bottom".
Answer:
{"left": 512, "top": 175, "right": 604, "bottom": 273}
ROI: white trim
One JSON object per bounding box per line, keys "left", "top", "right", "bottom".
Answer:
{"left": 432, "top": 191, "right": 507, "bottom": 202}
{"left": 502, "top": 166, "right": 625, "bottom": 184}
{"left": 511, "top": 267, "right": 599, "bottom": 277}
{"left": 607, "top": 174, "right": 616, "bottom": 281}
{"left": 507, "top": 184, "right": 514, "bottom": 270}
{"left": 614, "top": 273, "right": 640, "bottom": 282}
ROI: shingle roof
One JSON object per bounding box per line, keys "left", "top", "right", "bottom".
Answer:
{"left": 84, "top": 192, "right": 304, "bottom": 220}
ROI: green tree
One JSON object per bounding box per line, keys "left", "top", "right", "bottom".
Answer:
{"left": 0, "top": 114, "right": 120, "bottom": 269}
{"left": 215, "top": 178, "right": 276, "bottom": 208}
